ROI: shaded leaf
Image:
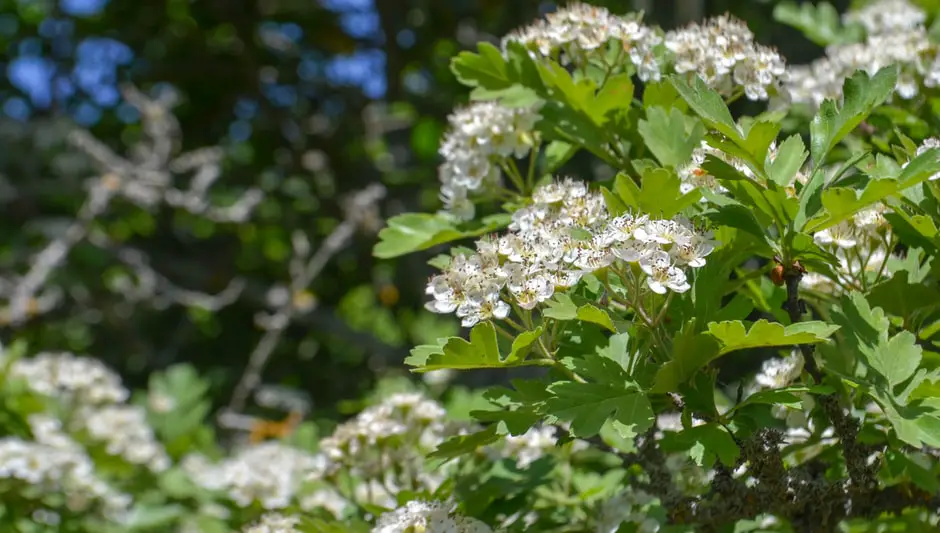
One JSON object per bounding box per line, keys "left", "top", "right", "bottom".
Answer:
{"left": 545, "top": 383, "right": 653, "bottom": 438}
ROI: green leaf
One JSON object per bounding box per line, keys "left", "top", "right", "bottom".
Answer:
{"left": 542, "top": 140, "right": 578, "bottom": 174}
{"left": 577, "top": 305, "right": 617, "bottom": 333}
{"left": 544, "top": 294, "right": 617, "bottom": 332}
{"left": 373, "top": 213, "right": 510, "bottom": 259}
{"left": 803, "top": 180, "right": 898, "bottom": 234}
{"left": 642, "top": 80, "right": 682, "bottom": 110}
{"left": 125, "top": 504, "right": 185, "bottom": 530}
{"left": 638, "top": 106, "right": 704, "bottom": 168}
{"left": 706, "top": 319, "right": 839, "bottom": 356}
{"left": 614, "top": 169, "right": 701, "bottom": 219}
{"left": 507, "top": 326, "right": 546, "bottom": 363}
{"left": 450, "top": 42, "right": 511, "bottom": 89}
{"left": 543, "top": 293, "right": 578, "bottom": 320}
{"left": 652, "top": 329, "right": 721, "bottom": 393}
{"left": 429, "top": 425, "right": 500, "bottom": 459}
{"left": 883, "top": 211, "right": 940, "bottom": 252}
{"left": 773, "top": 1, "right": 863, "bottom": 46}
{"left": 661, "top": 423, "right": 740, "bottom": 468}
{"left": 809, "top": 67, "right": 898, "bottom": 165}
{"left": 730, "top": 385, "right": 833, "bottom": 415}
{"left": 596, "top": 332, "right": 631, "bottom": 374}
{"left": 601, "top": 185, "right": 628, "bottom": 216}
{"left": 868, "top": 271, "right": 940, "bottom": 321}
{"left": 404, "top": 322, "right": 547, "bottom": 372}
{"left": 794, "top": 150, "right": 869, "bottom": 230}
{"left": 884, "top": 450, "right": 940, "bottom": 494}
{"left": 669, "top": 75, "right": 741, "bottom": 143}
{"left": 743, "top": 120, "right": 782, "bottom": 168}
{"left": 707, "top": 204, "right": 774, "bottom": 252}
{"left": 545, "top": 383, "right": 653, "bottom": 438}
{"left": 880, "top": 399, "right": 940, "bottom": 449}
{"left": 863, "top": 330, "right": 922, "bottom": 389}
{"left": 898, "top": 147, "right": 940, "bottom": 188}
{"left": 593, "top": 73, "right": 635, "bottom": 119}
{"left": 768, "top": 134, "right": 808, "bottom": 187}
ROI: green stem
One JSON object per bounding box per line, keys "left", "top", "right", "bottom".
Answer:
{"left": 500, "top": 159, "right": 527, "bottom": 192}
{"left": 526, "top": 140, "right": 541, "bottom": 192}
{"left": 494, "top": 323, "right": 516, "bottom": 341}
{"left": 872, "top": 234, "right": 894, "bottom": 286}
{"left": 652, "top": 292, "right": 674, "bottom": 327}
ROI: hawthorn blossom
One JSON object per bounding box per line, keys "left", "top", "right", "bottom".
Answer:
{"left": 373, "top": 500, "right": 493, "bottom": 533}
{"left": 502, "top": 3, "right": 663, "bottom": 78}
{"left": 665, "top": 14, "right": 787, "bottom": 101}
{"left": 784, "top": 0, "right": 938, "bottom": 105}
{"left": 425, "top": 178, "right": 712, "bottom": 323}
{"left": 438, "top": 102, "right": 540, "bottom": 220}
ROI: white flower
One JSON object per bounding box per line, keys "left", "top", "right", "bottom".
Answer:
{"left": 242, "top": 513, "right": 302, "bottom": 533}
{"left": 671, "top": 234, "right": 715, "bottom": 268}
{"left": 755, "top": 350, "right": 805, "bottom": 389}
{"left": 813, "top": 222, "right": 858, "bottom": 249}
{"left": 502, "top": 4, "right": 663, "bottom": 77}
{"left": 426, "top": 177, "right": 713, "bottom": 318}
{"left": 640, "top": 251, "right": 691, "bottom": 294}
{"left": 0, "top": 416, "right": 131, "bottom": 520}
{"left": 492, "top": 425, "right": 557, "bottom": 469}
{"left": 373, "top": 500, "right": 493, "bottom": 533}
{"left": 7, "top": 352, "right": 129, "bottom": 405}
{"left": 77, "top": 405, "right": 170, "bottom": 472}
{"left": 319, "top": 394, "right": 460, "bottom": 497}
{"left": 665, "top": 15, "right": 786, "bottom": 101}
{"left": 438, "top": 102, "right": 540, "bottom": 219}
{"left": 183, "top": 442, "right": 328, "bottom": 509}
{"left": 783, "top": 2, "right": 933, "bottom": 107}
{"left": 597, "top": 489, "right": 661, "bottom": 533}
{"left": 843, "top": 0, "right": 925, "bottom": 35}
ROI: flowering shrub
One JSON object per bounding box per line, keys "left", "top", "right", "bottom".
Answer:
{"left": 5, "top": 1, "right": 940, "bottom": 532}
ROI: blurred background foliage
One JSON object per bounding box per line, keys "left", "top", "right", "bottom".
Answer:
{"left": 0, "top": 0, "right": 856, "bottom": 423}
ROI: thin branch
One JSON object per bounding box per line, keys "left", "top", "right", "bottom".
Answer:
{"left": 223, "top": 184, "right": 386, "bottom": 415}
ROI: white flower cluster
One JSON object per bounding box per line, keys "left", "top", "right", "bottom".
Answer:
{"left": 439, "top": 102, "right": 540, "bottom": 220}
{"left": 677, "top": 141, "right": 734, "bottom": 196}
{"left": 491, "top": 425, "right": 557, "bottom": 469}
{"left": 242, "top": 513, "right": 302, "bottom": 533}
{"left": 842, "top": 0, "right": 926, "bottom": 35}
{"left": 754, "top": 350, "right": 805, "bottom": 390}
{"left": 182, "top": 441, "right": 330, "bottom": 510}
{"left": 665, "top": 15, "right": 787, "bottom": 101}
{"left": 0, "top": 415, "right": 130, "bottom": 520}
{"left": 6, "top": 351, "right": 129, "bottom": 404}
{"left": 502, "top": 3, "right": 663, "bottom": 80}
{"left": 76, "top": 405, "right": 171, "bottom": 472}
{"left": 319, "top": 393, "right": 458, "bottom": 495}
{"left": 426, "top": 178, "right": 715, "bottom": 327}
{"left": 596, "top": 488, "right": 661, "bottom": 533}
{"left": 784, "top": 0, "right": 939, "bottom": 106}
{"left": 373, "top": 500, "right": 493, "bottom": 533}
{"left": 5, "top": 351, "right": 171, "bottom": 472}
{"left": 802, "top": 204, "right": 891, "bottom": 295}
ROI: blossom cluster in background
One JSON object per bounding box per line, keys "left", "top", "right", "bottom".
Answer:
{"left": 426, "top": 178, "right": 715, "bottom": 326}
{"left": 665, "top": 14, "right": 787, "bottom": 101}
{"left": 784, "top": 0, "right": 940, "bottom": 106}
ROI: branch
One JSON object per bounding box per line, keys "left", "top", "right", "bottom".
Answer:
{"left": 223, "top": 184, "right": 386, "bottom": 415}
{"left": 621, "top": 269, "right": 936, "bottom": 531}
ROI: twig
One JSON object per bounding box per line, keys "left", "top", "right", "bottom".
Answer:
{"left": 223, "top": 184, "right": 386, "bottom": 415}
{"left": 87, "top": 231, "right": 245, "bottom": 311}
